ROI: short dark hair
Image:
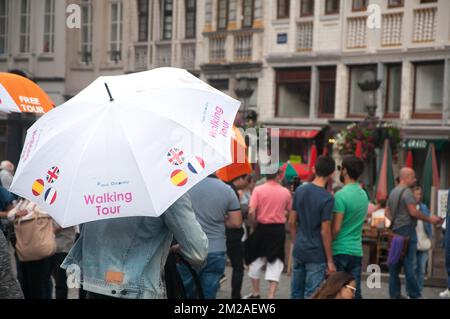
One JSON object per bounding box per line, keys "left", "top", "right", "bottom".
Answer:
{"left": 315, "top": 156, "right": 336, "bottom": 178}
{"left": 342, "top": 155, "right": 364, "bottom": 180}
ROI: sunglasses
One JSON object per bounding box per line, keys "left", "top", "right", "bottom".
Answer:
{"left": 345, "top": 285, "right": 357, "bottom": 297}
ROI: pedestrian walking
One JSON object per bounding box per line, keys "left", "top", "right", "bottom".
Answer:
{"left": 244, "top": 169, "right": 292, "bottom": 299}
{"left": 289, "top": 156, "right": 336, "bottom": 299}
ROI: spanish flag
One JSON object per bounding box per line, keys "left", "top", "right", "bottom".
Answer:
{"left": 32, "top": 179, "right": 44, "bottom": 196}
{"left": 171, "top": 170, "right": 188, "bottom": 187}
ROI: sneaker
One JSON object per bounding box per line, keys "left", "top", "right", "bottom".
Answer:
{"left": 243, "top": 293, "right": 261, "bottom": 299}
{"left": 219, "top": 275, "right": 227, "bottom": 286}
{"left": 439, "top": 289, "right": 450, "bottom": 298}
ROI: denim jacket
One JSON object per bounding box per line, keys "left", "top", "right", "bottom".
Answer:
{"left": 418, "top": 202, "right": 433, "bottom": 239}
{"left": 61, "top": 194, "right": 208, "bottom": 299}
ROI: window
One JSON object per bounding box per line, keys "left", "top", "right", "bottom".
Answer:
{"left": 209, "top": 79, "right": 229, "bottom": 95}
{"left": 352, "top": 0, "right": 367, "bottom": 12}
{"left": 414, "top": 61, "right": 444, "bottom": 115}
{"left": 277, "top": 0, "right": 290, "bottom": 19}
{"left": 137, "top": 0, "right": 149, "bottom": 42}
{"left": 348, "top": 65, "right": 377, "bottom": 115}
{"left": 300, "top": 0, "right": 314, "bottom": 17}
{"left": 385, "top": 64, "right": 402, "bottom": 115}
{"left": 325, "top": 0, "right": 340, "bottom": 15}
{"left": 0, "top": 0, "right": 8, "bottom": 55}
{"left": 205, "top": 0, "right": 212, "bottom": 25}
{"left": 43, "top": 0, "right": 55, "bottom": 53}
{"left": 242, "top": 0, "right": 254, "bottom": 28}
{"left": 162, "top": 0, "right": 173, "bottom": 40}
{"left": 110, "top": 1, "right": 123, "bottom": 62}
{"left": 80, "top": 0, "right": 93, "bottom": 63}
{"left": 217, "top": 0, "right": 228, "bottom": 30}
{"left": 388, "top": 0, "right": 404, "bottom": 8}
{"left": 19, "top": 0, "right": 31, "bottom": 53}
{"left": 185, "top": 0, "right": 196, "bottom": 38}
{"left": 319, "top": 67, "right": 336, "bottom": 117}
{"left": 276, "top": 68, "right": 311, "bottom": 118}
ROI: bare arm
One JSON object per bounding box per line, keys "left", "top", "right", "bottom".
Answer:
{"left": 331, "top": 213, "right": 344, "bottom": 240}
{"left": 248, "top": 207, "right": 257, "bottom": 232}
{"left": 225, "top": 210, "right": 243, "bottom": 229}
{"left": 321, "top": 220, "right": 336, "bottom": 274}
{"left": 407, "top": 204, "right": 442, "bottom": 225}
{"left": 288, "top": 211, "right": 297, "bottom": 242}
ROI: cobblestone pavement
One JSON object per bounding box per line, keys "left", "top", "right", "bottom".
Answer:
{"left": 66, "top": 266, "right": 447, "bottom": 300}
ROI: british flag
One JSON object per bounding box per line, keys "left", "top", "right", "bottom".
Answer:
{"left": 167, "top": 148, "right": 185, "bottom": 166}
{"left": 46, "top": 166, "right": 60, "bottom": 184}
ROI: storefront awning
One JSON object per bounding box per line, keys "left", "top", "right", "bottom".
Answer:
{"left": 403, "top": 139, "right": 449, "bottom": 151}
{"left": 271, "top": 129, "right": 320, "bottom": 139}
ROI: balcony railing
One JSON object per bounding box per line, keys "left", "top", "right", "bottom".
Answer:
{"left": 346, "top": 17, "right": 367, "bottom": 49}
{"left": 413, "top": 7, "right": 437, "bottom": 43}
{"left": 155, "top": 44, "right": 172, "bottom": 67}
{"left": 181, "top": 43, "right": 196, "bottom": 70}
{"left": 381, "top": 13, "right": 403, "bottom": 47}
{"left": 209, "top": 34, "right": 226, "bottom": 63}
{"left": 134, "top": 44, "right": 149, "bottom": 71}
{"left": 297, "top": 22, "right": 314, "bottom": 51}
{"left": 234, "top": 31, "right": 253, "bottom": 62}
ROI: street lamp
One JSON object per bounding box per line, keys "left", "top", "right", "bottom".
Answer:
{"left": 357, "top": 69, "right": 382, "bottom": 197}
{"left": 357, "top": 69, "right": 382, "bottom": 121}
{"left": 235, "top": 77, "right": 254, "bottom": 128}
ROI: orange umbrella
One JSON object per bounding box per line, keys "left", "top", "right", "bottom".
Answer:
{"left": 0, "top": 72, "right": 54, "bottom": 114}
{"left": 216, "top": 126, "right": 252, "bottom": 182}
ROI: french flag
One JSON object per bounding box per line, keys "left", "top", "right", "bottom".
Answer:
{"left": 188, "top": 156, "right": 205, "bottom": 174}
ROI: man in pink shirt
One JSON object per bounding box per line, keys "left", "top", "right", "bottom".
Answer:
{"left": 244, "top": 169, "right": 293, "bottom": 299}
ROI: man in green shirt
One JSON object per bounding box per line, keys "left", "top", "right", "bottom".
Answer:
{"left": 332, "top": 155, "right": 368, "bottom": 299}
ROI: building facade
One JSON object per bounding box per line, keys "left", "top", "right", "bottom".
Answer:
{"left": 0, "top": 0, "right": 449, "bottom": 187}
{"left": 260, "top": 0, "right": 450, "bottom": 190}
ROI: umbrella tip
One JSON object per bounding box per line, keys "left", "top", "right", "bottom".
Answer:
{"left": 104, "top": 83, "right": 114, "bottom": 102}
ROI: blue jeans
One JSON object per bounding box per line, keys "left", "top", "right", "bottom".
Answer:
{"left": 415, "top": 250, "right": 429, "bottom": 294}
{"left": 333, "top": 254, "right": 363, "bottom": 299}
{"left": 446, "top": 215, "right": 450, "bottom": 288}
{"left": 178, "top": 251, "right": 226, "bottom": 299}
{"left": 389, "top": 225, "right": 421, "bottom": 299}
{"left": 290, "top": 258, "right": 327, "bottom": 299}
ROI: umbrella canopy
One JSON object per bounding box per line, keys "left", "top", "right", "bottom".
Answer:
{"left": 422, "top": 143, "right": 440, "bottom": 207}
{"left": 375, "top": 139, "right": 395, "bottom": 202}
{"left": 10, "top": 68, "right": 240, "bottom": 227}
{"left": 405, "top": 150, "right": 413, "bottom": 169}
{"left": 280, "top": 162, "right": 312, "bottom": 182}
{"left": 216, "top": 126, "right": 252, "bottom": 182}
{"left": 308, "top": 144, "right": 317, "bottom": 169}
{"left": 0, "top": 72, "right": 54, "bottom": 114}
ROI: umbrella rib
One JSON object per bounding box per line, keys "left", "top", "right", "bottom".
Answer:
{"left": 110, "top": 104, "right": 158, "bottom": 212}
{"left": 123, "top": 99, "right": 233, "bottom": 162}
{"left": 60, "top": 108, "right": 110, "bottom": 227}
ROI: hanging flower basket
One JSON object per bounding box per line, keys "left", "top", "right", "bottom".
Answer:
{"left": 335, "top": 122, "right": 401, "bottom": 161}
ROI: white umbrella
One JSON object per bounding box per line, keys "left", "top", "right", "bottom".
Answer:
{"left": 10, "top": 68, "right": 240, "bottom": 227}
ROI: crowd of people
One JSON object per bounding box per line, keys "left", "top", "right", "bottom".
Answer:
{"left": 1, "top": 156, "right": 450, "bottom": 300}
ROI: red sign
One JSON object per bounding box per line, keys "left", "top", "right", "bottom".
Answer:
{"left": 271, "top": 129, "right": 319, "bottom": 139}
